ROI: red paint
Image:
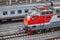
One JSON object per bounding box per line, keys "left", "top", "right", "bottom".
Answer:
{"left": 26, "top": 30, "right": 34, "bottom": 35}
{"left": 36, "top": 6, "right": 48, "bottom": 11}
{"left": 40, "top": 6, "right": 48, "bottom": 10}
{"left": 28, "top": 14, "right": 53, "bottom": 25}
{"left": 24, "top": 4, "right": 60, "bottom": 25}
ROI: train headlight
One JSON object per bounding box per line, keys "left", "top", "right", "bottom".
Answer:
{"left": 27, "top": 16, "right": 30, "bottom": 20}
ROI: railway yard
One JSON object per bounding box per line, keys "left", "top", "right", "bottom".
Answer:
{"left": 0, "top": 0, "right": 60, "bottom": 40}
{"left": 0, "top": 21, "right": 60, "bottom": 40}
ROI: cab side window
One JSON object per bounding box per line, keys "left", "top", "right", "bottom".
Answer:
{"left": 56, "top": 9, "right": 60, "bottom": 14}
{"left": 57, "top": 15, "right": 60, "bottom": 18}
{"left": 25, "top": 9, "right": 29, "bottom": 13}
{"left": 41, "top": 11, "right": 53, "bottom": 15}
{"left": 49, "top": 11, "right": 53, "bottom": 14}
{"left": 41, "top": 12, "right": 45, "bottom": 15}
{"left": 41, "top": 11, "right": 49, "bottom": 15}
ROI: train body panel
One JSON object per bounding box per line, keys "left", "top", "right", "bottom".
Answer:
{"left": 0, "top": 3, "right": 47, "bottom": 21}
{"left": 25, "top": 14, "right": 60, "bottom": 25}
{"left": 24, "top": 15, "right": 60, "bottom": 30}
{"left": 0, "top": 6, "right": 34, "bottom": 19}
{"left": 0, "top": 2, "right": 60, "bottom": 21}
{"left": 24, "top": 21, "right": 60, "bottom": 30}
{"left": 23, "top": 5, "right": 60, "bottom": 34}
{"left": 28, "top": 14, "right": 53, "bottom": 25}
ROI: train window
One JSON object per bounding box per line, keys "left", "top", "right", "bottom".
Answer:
{"left": 10, "top": 11, "right": 15, "bottom": 14}
{"left": 49, "top": 11, "right": 53, "bottom": 14}
{"left": 31, "top": 8, "right": 35, "bottom": 10}
{"left": 3, "top": 11, "right": 7, "bottom": 15}
{"left": 57, "top": 15, "right": 60, "bottom": 18}
{"left": 41, "top": 12, "right": 45, "bottom": 15}
{"left": 46, "top": 12, "right": 49, "bottom": 14}
{"left": 25, "top": 9, "right": 28, "bottom": 13}
{"left": 56, "top": 9, "right": 60, "bottom": 13}
{"left": 41, "top": 11, "right": 49, "bottom": 15}
{"left": 18, "top": 10, "right": 22, "bottom": 14}
{"left": 41, "top": 11, "right": 53, "bottom": 15}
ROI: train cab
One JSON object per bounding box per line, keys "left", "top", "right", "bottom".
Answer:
{"left": 23, "top": 6, "right": 54, "bottom": 34}
{"left": 22, "top": 2, "right": 60, "bottom": 35}
{"left": 24, "top": 6, "right": 53, "bottom": 26}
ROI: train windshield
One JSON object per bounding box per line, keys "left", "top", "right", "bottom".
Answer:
{"left": 27, "top": 9, "right": 53, "bottom": 16}
{"left": 41, "top": 10, "right": 53, "bottom": 15}
{"left": 28, "top": 10, "right": 41, "bottom": 16}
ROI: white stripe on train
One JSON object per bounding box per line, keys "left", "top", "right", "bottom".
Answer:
{"left": 27, "top": 15, "right": 60, "bottom": 27}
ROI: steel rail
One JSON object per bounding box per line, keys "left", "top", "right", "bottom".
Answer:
{"left": 0, "top": 29, "right": 60, "bottom": 40}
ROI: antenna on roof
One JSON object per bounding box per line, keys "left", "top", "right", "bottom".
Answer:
{"left": 48, "top": 0, "right": 53, "bottom": 7}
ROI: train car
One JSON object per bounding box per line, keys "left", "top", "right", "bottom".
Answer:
{"left": 23, "top": 5, "right": 60, "bottom": 35}
{"left": 0, "top": 2, "right": 49, "bottom": 22}
{"left": 0, "top": 0, "right": 60, "bottom": 22}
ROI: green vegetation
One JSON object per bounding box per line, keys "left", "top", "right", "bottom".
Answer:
{"left": 0, "top": 0, "right": 7, "bottom": 3}
{"left": 0, "top": 0, "right": 16, "bottom": 3}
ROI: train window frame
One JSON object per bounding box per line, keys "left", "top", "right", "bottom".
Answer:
{"left": 56, "top": 9, "right": 60, "bottom": 14}
{"left": 49, "top": 11, "right": 53, "bottom": 14}
{"left": 57, "top": 15, "right": 60, "bottom": 18}
{"left": 18, "top": 10, "right": 22, "bottom": 14}
{"left": 25, "top": 9, "right": 29, "bottom": 13}
{"left": 41, "top": 11, "right": 49, "bottom": 15}
{"left": 10, "top": 10, "right": 15, "bottom": 15}
{"left": 31, "top": 8, "right": 35, "bottom": 10}
{"left": 41, "top": 12, "right": 46, "bottom": 15}
{"left": 41, "top": 10, "right": 53, "bottom": 15}
{"left": 3, "top": 11, "right": 8, "bottom": 15}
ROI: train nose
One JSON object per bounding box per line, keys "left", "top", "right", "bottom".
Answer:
{"left": 23, "top": 15, "right": 31, "bottom": 25}
{"left": 23, "top": 18, "right": 28, "bottom": 25}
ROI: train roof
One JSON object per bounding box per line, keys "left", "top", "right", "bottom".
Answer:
{"left": 0, "top": 2, "right": 60, "bottom": 10}
{"left": 0, "top": 3, "right": 49, "bottom": 10}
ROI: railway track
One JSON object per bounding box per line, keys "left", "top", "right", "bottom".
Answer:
{"left": 0, "top": 21, "right": 60, "bottom": 40}
{"left": 0, "top": 20, "right": 23, "bottom": 24}
{"left": 0, "top": 28, "right": 60, "bottom": 40}
{"left": 0, "top": 32, "right": 27, "bottom": 40}
{"left": 46, "top": 37, "right": 60, "bottom": 40}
